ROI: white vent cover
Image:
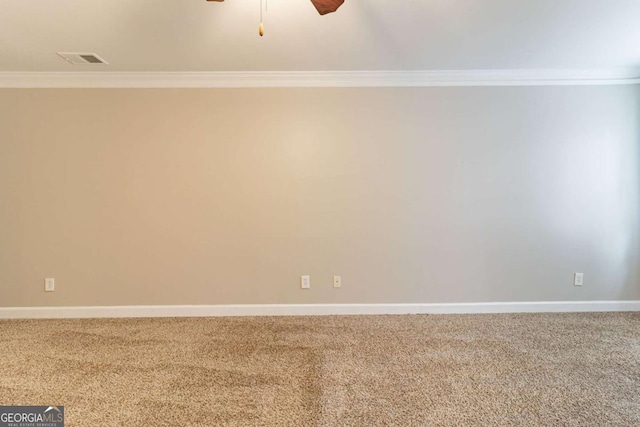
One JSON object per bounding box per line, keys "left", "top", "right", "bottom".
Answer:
{"left": 57, "top": 52, "right": 108, "bottom": 65}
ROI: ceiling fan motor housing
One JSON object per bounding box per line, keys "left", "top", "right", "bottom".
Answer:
{"left": 310, "top": 0, "right": 345, "bottom": 15}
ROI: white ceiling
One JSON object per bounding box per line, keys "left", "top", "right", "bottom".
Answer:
{"left": 2, "top": 0, "right": 640, "bottom": 72}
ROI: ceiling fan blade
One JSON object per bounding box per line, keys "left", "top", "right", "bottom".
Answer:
{"left": 310, "top": 0, "right": 345, "bottom": 15}
{"left": 206, "top": 0, "right": 345, "bottom": 15}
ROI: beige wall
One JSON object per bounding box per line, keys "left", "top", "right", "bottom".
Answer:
{"left": 1, "top": 86, "right": 639, "bottom": 307}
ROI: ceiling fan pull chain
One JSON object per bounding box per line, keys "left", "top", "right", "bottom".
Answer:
{"left": 259, "top": 0, "right": 265, "bottom": 36}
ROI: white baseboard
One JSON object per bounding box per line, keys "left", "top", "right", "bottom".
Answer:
{"left": 1, "top": 301, "right": 639, "bottom": 319}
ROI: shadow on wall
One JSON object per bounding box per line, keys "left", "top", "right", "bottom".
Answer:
{"left": 619, "top": 84, "right": 640, "bottom": 298}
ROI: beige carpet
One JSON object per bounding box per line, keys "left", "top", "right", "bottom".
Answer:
{"left": 0, "top": 313, "right": 638, "bottom": 426}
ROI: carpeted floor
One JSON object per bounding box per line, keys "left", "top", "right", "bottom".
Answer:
{"left": 0, "top": 313, "right": 639, "bottom": 426}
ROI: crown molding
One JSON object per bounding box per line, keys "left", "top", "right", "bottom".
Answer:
{"left": 0, "top": 69, "right": 639, "bottom": 88}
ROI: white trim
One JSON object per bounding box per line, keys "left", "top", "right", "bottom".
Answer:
{"left": 1, "top": 69, "right": 639, "bottom": 88}
{"left": 1, "top": 301, "right": 639, "bottom": 319}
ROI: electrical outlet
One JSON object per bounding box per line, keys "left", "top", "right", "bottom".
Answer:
{"left": 333, "top": 275, "right": 342, "bottom": 288}
{"left": 300, "top": 275, "right": 311, "bottom": 289}
{"left": 45, "top": 278, "right": 55, "bottom": 292}
{"left": 574, "top": 273, "right": 584, "bottom": 287}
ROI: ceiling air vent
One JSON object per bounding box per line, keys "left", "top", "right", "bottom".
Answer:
{"left": 57, "top": 52, "right": 108, "bottom": 65}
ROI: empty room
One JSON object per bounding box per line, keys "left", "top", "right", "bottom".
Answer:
{"left": 1, "top": 0, "right": 639, "bottom": 425}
